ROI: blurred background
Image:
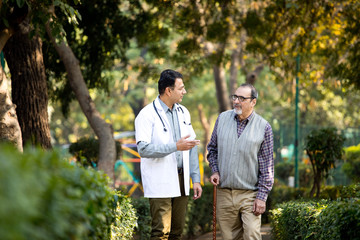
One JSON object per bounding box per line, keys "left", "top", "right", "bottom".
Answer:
{"left": 1, "top": 0, "right": 360, "bottom": 239}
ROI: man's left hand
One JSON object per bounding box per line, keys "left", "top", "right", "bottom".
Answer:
{"left": 253, "top": 199, "right": 266, "bottom": 216}
{"left": 192, "top": 182, "right": 202, "bottom": 200}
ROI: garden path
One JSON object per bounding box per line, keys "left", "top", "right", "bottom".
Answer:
{"left": 193, "top": 224, "right": 272, "bottom": 240}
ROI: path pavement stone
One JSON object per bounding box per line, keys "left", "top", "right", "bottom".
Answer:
{"left": 192, "top": 224, "right": 272, "bottom": 240}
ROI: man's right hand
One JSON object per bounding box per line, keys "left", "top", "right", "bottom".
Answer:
{"left": 176, "top": 135, "right": 200, "bottom": 151}
{"left": 210, "top": 172, "right": 220, "bottom": 186}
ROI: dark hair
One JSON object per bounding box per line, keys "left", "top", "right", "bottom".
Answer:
{"left": 158, "top": 69, "right": 183, "bottom": 95}
{"left": 240, "top": 83, "right": 258, "bottom": 99}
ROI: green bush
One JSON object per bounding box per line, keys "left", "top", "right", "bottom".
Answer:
{"left": 185, "top": 184, "right": 214, "bottom": 237}
{"left": 69, "top": 137, "right": 122, "bottom": 168}
{"left": 132, "top": 197, "right": 151, "bottom": 240}
{"left": 271, "top": 200, "right": 329, "bottom": 240}
{"left": 318, "top": 185, "right": 343, "bottom": 200}
{"left": 342, "top": 144, "right": 360, "bottom": 183}
{"left": 111, "top": 194, "right": 138, "bottom": 239}
{"left": 275, "top": 161, "right": 313, "bottom": 187}
{"left": 298, "top": 163, "right": 313, "bottom": 187}
{"left": 316, "top": 199, "right": 360, "bottom": 240}
{"left": 0, "top": 144, "right": 137, "bottom": 239}
{"left": 275, "top": 161, "right": 294, "bottom": 184}
{"left": 267, "top": 185, "right": 308, "bottom": 206}
{"left": 339, "top": 183, "right": 360, "bottom": 198}
{"left": 271, "top": 185, "right": 360, "bottom": 240}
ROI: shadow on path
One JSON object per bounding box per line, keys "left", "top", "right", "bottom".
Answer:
{"left": 192, "top": 224, "right": 272, "bottom": 240}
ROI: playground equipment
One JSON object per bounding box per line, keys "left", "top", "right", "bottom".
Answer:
{"left": 114, "top": 142, "right": 143, "bottom": 197}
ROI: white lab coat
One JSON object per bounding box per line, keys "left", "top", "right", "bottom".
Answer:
{"left": 135, "top": 97, "right": 196, "bottom": 198}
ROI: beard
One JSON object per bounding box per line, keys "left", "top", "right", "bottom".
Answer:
{"left": 233, "top": 107, "right": 242, "bottom": 115}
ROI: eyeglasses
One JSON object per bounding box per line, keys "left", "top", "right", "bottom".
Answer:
{"left": 230, "top": 95, "right": 253, "bottom": 102}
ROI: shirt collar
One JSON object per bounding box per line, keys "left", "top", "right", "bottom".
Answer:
{"left": 234, "top": 111, "right": 255, "bottom": 122}
{"left": 158, "top": 96, "right": 174, "bottom": 113}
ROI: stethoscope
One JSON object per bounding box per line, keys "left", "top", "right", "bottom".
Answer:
{"left": 153, "top": 100, "right": 191, "bottom": 132}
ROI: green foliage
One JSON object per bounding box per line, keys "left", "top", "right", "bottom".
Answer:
{"left": 305, "top": 127, "right": 346, "bottom": 196}
{"left": 305, "top": 127, "right": 346, "bottom": 175}
{"left": 271, "top": 200, "right": 330, "bottom": 240}
{"left": 111, "top": 195, "right": 138, "bottom": 239}
{"left": 131, "top": 197, "right": 152, "bottom": 240}
{"left": 185, "top": 184, "right": 214, "bottom": 237}
{"left": 269, "top": 184, "right": 360, "bottom": 206}
{"left": 342, "top": 144, "right": 360, "bottom": 183}
{"left": 69, "top": 137, "right": 121, "bottom": 168}
{"left": 275, "top": 161, "right": 313, "bottom": 187}
{"left": 0, "top": 143, "right": 137, "bottom": 239}
{"left": 268, "top": 185, "right": 308, "bottom": 205}
{"left": 316, "top": 199, "right": 360, "bottom": 240}
{"left": 275, "top": 161, "right": 294, "bottom": 183}
{"left": 44, "top": 0, "right": 166, "bottom": 116}
{"left": 338, "top": 183, "right": 360, "bottom": 199}
{"left": 271, "top": 198, "right": 360, "bottom": 240}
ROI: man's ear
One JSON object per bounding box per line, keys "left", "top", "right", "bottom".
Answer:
{"left": 165, "top": 87, "right": 171, "bottom": 96}
{"left": 252, "top": 99, "right": 257, "bottom": 107}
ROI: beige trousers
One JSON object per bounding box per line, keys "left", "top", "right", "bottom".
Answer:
{"left": 217, "top": 188, "right": 262, "bottom": 240}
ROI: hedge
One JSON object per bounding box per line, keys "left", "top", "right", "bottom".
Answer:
{"left": 0, "top": 144, "right": 137, "bottom": 239}
{"left": 271, "top": 185, "right": 360, "bottom": 240}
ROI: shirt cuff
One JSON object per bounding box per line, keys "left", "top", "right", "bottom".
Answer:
{"left": 211, "top": 166, "right": 219, "bottom": 174}
{"left": 256, "top": 190, "right": 268, "bottom": 202}
{"left": 169, "top": 143, "right": 177, "bottom": 152}
{"left": 191, "top": 175, "right": 201, "bottom": 183}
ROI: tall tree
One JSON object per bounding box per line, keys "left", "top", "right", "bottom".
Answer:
{"left": 46, "top": 22, "right": 116, "bottom": 183}
{"left": 4, "top": 18, "right": 52, "bottom": 148}
{"left": 0, "top": 66, "right": 22, "bottom": 151}
{"left": 1, "top": 0, "right": 117, "bottom": 182}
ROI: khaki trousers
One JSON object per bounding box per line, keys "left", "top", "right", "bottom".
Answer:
{"left": 149, "top": 173, "right": 188, "bottom": 240}
{"left": 217, "top": 188, "right": 261, "bottom": 240}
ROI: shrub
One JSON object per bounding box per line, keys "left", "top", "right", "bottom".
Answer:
{"left": 342, "top": 144, "right": 360, "bottom": 183}
{"left": 132, "top": 197, "right": 151, "bottom": 240}
{"left": 304, "top": 127, "right": 345, "bottom": 197}
{"left": 69, "top": 137, "right": 122, "bottom": 168}
{"left": 185, "top": 184, "right": 214, "bottom": 237}
{"left": 316, "top": 199, "right": 360, "bottom": 240}
{"left": 298, "top": 163, "right": 313, "bottom": 188}
{"left": 339, "top": 183, "right": 360, "bottom": 198}
{"left": 271, "top": 200, "right": 328, "bottom": 240}
{"left": 111, "top": 194, "right": 138, "bottom": 239}
{"left": 275, "top": 161, "right": 294, "bottom": 184}
{"left": 0, "top": 144, "right": 137, "bottom": 240}
{"left": 271, "top": 194, "right": 360, "bottom": 240}
{"left": 275, "top": 161, "right": 313, "bottom": 187}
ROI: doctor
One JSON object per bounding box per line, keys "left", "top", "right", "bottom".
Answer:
{"left": 135, "top": 69, "right": 202, "bottom": 240}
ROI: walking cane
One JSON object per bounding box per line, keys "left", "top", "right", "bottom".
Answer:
{"left": 213, "top": 182, "right": 217, "bottom": 240}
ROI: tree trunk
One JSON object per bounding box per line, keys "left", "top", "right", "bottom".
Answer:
{"left": 4, "top": 25, "right": 52, "bottom": 149}
{"left": 0, "top": 66, "right": 23, "bottom": 151}
{"left": 308, "top": 150, "right": 317, "bottom": 197}
{"left": 246, "top": 65, "right": 264, "bottom": 85}
{"left": 213, "top": 64, "right": 231, "bottom": 113}
{"left": 197, "top": 104, "right": 211, "bottom": 158}
{"left": 315, "top": 171, "right": 321, "bottom": 198}
{"left": 46, "top": 24, "right": 116, "bottom": 185}
{"left": 126, "top": 86, "right": 147, "bottom": 118}
{"left": 229, "top": 47, "right": 240, "bottom": 95}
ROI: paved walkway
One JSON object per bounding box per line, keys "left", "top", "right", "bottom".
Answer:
{"left": 193, "top": 224, "right": 272, "bottom": 240}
